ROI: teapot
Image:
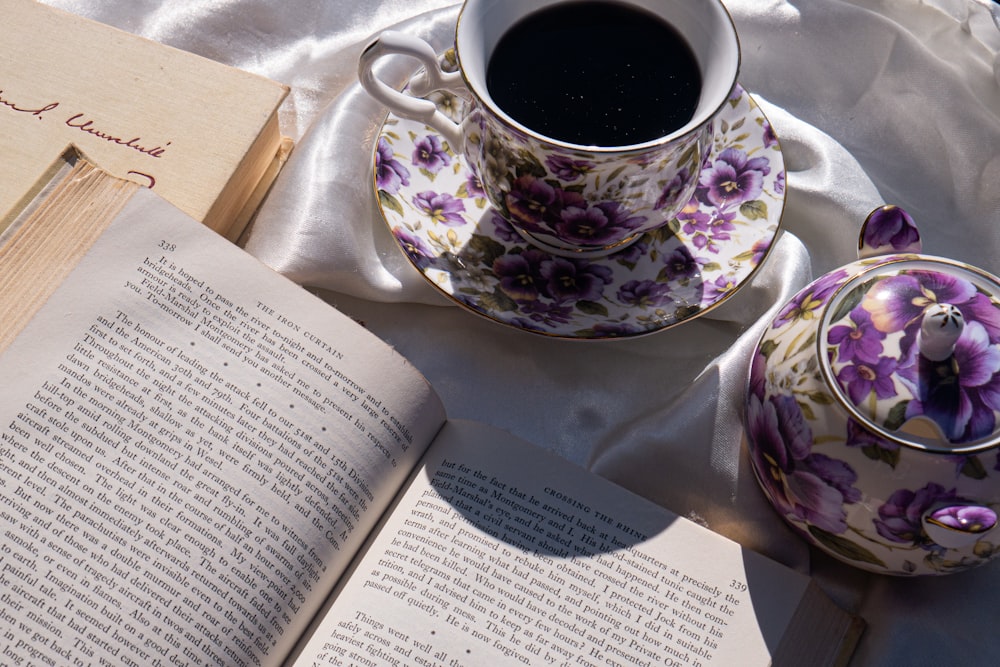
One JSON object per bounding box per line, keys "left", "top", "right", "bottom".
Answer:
{"left": 744, "top": 206, "right": 1000, "bottom": 575}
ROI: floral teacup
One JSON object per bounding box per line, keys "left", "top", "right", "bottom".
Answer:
{"left": 359, "top": 0, "right": 740, "bottom": 258}
{"left": 745, "top": 206, "right": 1000, "bottom": 575}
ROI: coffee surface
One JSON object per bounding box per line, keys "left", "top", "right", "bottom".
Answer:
{"left": 486, "top": 1, "right": 702, "bottom": 147}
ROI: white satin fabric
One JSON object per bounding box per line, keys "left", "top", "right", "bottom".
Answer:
{"left": 47, "top": 1, "right": 1000, "bottom": 664}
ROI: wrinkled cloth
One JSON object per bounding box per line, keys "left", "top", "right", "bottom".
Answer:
{"left": 46, "top": 1, "right": 1000, "bottom": 664}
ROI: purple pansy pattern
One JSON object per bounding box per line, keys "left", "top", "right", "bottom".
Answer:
{"left": 374, "top": 86, "right": 785, "bottom": 338}
{"left": 748, "top": 235, "right": 1000, "bottom": 574}
{"left": 826, "top": 267, "right": 1000, "bottom": 446}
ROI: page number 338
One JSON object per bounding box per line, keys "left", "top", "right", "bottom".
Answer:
{"left": 159, "top": 240, "right": 176, "bottom": 252}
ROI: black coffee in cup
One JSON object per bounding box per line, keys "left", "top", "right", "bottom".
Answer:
{"left": 486, "top": 1, "right": 703, "bottom": 147}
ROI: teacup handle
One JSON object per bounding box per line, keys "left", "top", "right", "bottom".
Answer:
{"left": 358, "top": 31, "right": 466, "bottom": 150}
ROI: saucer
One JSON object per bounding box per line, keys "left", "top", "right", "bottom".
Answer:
{"left": 373, "top": 84, "right": 784, "bottom": 339}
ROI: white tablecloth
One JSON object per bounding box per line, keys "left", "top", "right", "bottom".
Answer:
{"left": 47, "top": 0, "right": 1000, "bottom": 664}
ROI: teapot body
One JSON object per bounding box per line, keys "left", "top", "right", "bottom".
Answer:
{"left": 746, "top": 249, "right": 1000, "bottom": 575}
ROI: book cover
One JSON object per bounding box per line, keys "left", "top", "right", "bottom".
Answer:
{"left": 0, "top": 0, "right": 290, "bottom": 239}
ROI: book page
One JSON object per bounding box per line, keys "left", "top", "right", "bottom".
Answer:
{"left": 0, "top": 188, "right": 446, "bottom": 666}
{"left": 295, "top": 420, "right": 816, "bottom": 667}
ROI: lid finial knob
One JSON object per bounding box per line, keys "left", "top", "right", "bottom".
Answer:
{"left": 918, "top": 304, "right": 964, "bottom": 362}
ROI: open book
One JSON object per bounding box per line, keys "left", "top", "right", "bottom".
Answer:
{"left": 0, "top": 157, "right": 863, "bottom": 666}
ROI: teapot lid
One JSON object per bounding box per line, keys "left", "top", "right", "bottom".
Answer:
{"left": 820, "top": 256, "right": 1000, "bottom": 452}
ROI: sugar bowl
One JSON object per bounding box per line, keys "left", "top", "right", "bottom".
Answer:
{"left": 745, "top": 206, "right": 1000, "bottom": 575}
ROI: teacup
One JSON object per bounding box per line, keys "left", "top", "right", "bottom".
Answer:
{"left": 359, "top": 0, "right": 741, "bottom": 258}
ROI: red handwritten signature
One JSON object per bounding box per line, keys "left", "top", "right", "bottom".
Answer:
{"left": 0, "top": 92, "right": 58, "bottom": 118}
{"left": 65, "top": 114, "right": 170, "bottom": 158}
{"left": 1, "top": 89, "right": 171, "bottom": 162}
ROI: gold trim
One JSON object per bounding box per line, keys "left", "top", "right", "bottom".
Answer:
{"left": 816, "top": 256, "right": 1000, "bottom": 454}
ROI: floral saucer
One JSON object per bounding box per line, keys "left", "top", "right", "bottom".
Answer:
{"left": 373, "top": 84, "right": 785, "bottom": 339}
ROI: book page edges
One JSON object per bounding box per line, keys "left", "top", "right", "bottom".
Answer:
{"left": 222, "top": 131, "right": 295, "bottom": 243}
{"left": 0, "top": 149, "right": 73, "bottom": 234}
{"left": 0, "top": 154, "right": 140, "bottom": 354}
{"left": 773, "top": 580, "right": 865, "bottom": 667}
{"left": 199, "top": 91, "right": 292, "bottom": 239}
